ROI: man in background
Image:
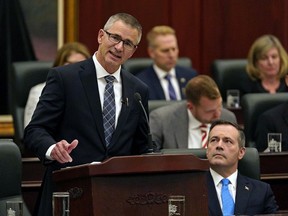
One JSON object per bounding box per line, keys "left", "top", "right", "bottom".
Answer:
{"left": 150, "top": 75, "right": 236, "bottom": 150}
{"left": 136, "top": 25, "right": 197, "bottom": 100}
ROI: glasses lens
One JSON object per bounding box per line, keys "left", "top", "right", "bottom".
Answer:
{"left": 123, "top": 41, "right": 134, "bottom": 50}
{"left": 106, "top": 31, "right": 135, "bottom": 50}
{"left": 109, "top": 34, "right": 121, "bottom": 44}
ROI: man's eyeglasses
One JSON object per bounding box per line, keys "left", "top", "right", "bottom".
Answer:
{"left": 104, "top": 30, "right": 137, "bottom": 50}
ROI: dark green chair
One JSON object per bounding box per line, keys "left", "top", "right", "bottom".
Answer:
{"left": 0, "top": 139, "right": 31, "bottom": 216}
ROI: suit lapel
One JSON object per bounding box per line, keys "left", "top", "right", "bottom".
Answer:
{"left": 207, "top": 172, "right": 222, "bottom": 216}
{"left": 79, "top": 59, "right": 106, "bottom": 145}
{"left": 175, "top": 67, "right": 188, "bottom": 98}
{"left": 150, "top": 68, "right": 166, "bottom": 99}
{"left": 234, "top": 174, "right": 252, "bottom": 214}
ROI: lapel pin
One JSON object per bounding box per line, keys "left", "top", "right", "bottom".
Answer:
{"left": 245, "top": 186, "right": 249, "bottom": 191}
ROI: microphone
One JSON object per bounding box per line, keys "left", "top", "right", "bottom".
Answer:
{"left": 134, "top": 92, "right": 154, "bottom": 153}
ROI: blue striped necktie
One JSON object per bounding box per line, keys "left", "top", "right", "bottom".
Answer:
{"left": 221, "top": 178, "right": 235, "bottom": 216}
{"left": 165, "top": 74, "right": 177, "bottom": 100}
{"left": 103, "top": 75, "right": 115, "bottom": 147}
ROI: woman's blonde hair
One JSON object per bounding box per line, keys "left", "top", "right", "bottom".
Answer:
{"left": 246, "top": 34, "right": 288, "bottom": 80}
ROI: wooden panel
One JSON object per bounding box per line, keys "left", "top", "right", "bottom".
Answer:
{"left": 202, "top": 0, "right": 288, "bottom": 74}
{"left": 78, "top": 0, "right": 171, "bottom": 58}
{"left": 76, "top": 0, "right": 288, "bottom": 76}
{"left": 260, "top": 152, "right": 288, "bottom": 211}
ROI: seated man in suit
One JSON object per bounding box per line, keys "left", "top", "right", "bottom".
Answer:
{"left": 150, "top": 75, "right": 237, "bottom": 150}
{"left": 206, "top": 119, "right": 278, "bottom": 215}
{"left": 136, "top": 25, "right": 197, "bottom": 100}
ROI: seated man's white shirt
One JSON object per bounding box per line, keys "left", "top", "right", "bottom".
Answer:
{"left": 187, "top": 109, "right": 211, "bottom": 148}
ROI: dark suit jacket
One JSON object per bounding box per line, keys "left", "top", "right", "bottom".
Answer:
{"left": 23, "top": 58, "right": 149, "bottom": 216}
{"left": 207, "top": 171, "right": 278, "bottom": 216}
{"left": 135, "top": 65, "right": 198, "bottom": 100}
{"left": 255, "top": 102, "right": 288, "bottom": 152}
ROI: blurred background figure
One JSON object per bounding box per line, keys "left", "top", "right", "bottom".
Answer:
{"left": 243, "top": 34, "right": 288, "bottom": 94}
{"left": 136, "top": 25, "right": 197, "bottom": 100}
{"left": 24, "top": 42, "right": 91, "bottom": 127}
{"left": 150, "top": 75, "right": 236, "bottom": 150}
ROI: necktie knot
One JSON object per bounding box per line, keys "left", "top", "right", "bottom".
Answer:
{"left": 221, "top": 178, "right": 230, "bottom": 186}
{"left": 165, "top": 74, "right": 171, "bottom": 80}
{"left": 104, "top": 75, "right": 115, "bottom": 83}
{"left": 199, "top": 124, "right": 207, "bottom": 130}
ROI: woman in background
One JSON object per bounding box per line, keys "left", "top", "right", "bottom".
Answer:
{"left": 244, "top": 34, "right": 288, "bottom": 94}
{"left": 24, "top": 42, "right": 90, "bottom": 127}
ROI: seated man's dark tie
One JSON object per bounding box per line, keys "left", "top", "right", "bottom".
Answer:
{"left": 165, "top": 74, "right": 177, "bottom": 100}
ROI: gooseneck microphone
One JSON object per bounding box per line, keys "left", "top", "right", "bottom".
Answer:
{"left": 134, "top": 92, "right": 154, "bottom": 153}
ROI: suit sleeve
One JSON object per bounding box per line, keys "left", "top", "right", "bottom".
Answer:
{"left": 263, "top": 183, "right": 279, "bottom": 213}
{"left": 23, "top": 68, "right": 65, "bottom": 161}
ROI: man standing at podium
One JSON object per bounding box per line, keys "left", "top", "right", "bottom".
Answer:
{"left": 206, "top": 120, "right": 278, "bottom": 215}
{"left": 24, "top": 13, "right": 149, "bottom": 216}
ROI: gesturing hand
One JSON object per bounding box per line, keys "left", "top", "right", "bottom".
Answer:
{"left": 51, "top": 139, "right": 78, "bottom": 163}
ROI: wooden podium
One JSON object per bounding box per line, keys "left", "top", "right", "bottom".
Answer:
{"left": 53, "top": 154, "right": 209, "bottom": 215}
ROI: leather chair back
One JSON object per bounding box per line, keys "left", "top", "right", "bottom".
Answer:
{"left": 241, "top": 93, "right": 288, "bottom": 147}
{"left": 0, "top": 139, "right": 31, "bottom": 215}
{"left": 211, "top": 59, "right": 249, "bottom": 102}
{"left": 123, "top": 57, "right": 192, "bottom": 75}
{"left": 161, "top": 147, "right": 260, "bottom": 180}
{"left": 9, "top": 61, "right": 52, "bottom": 146}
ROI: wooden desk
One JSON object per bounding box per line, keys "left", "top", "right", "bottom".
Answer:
{"left": 22, "top": 157, "right": 45, "bottom": 214}
{"left": 260, "top": 152, "right": 288, "bottom": 210}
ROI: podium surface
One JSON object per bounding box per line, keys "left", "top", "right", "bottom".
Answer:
{"left": 53, "top": 154, "right": 209, "bottom": 216}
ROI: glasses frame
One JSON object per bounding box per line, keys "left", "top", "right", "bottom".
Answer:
{"left": 104, "top": 30, "right": 137, "bottom": 50}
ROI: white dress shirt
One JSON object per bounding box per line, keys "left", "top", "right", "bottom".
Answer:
{"left": 210, "top": 168, "right": 237, "bottom": 209}
{"left": 187, "top": 109, "right": 211, "bottom": 148}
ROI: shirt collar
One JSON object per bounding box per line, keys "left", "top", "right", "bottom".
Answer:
{"left": 153, "top": 64, "right": 176, "bottom": 79}
{"left": 210, "top": 168, "right": 238, "bottom": 189}
{"left": 187, "top": 108, "right": 211, "bottom": 129}
{"left": 92, "top": 53, "right": 121, "bottom": 82}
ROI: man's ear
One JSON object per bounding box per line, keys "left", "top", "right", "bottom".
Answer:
{"left": 238, "top": 147, "right": 246, "bottom": 160}
{"left": 147, "top": 47, "right": 155, "bottom": 59}
{"left": 187, "top": 101, "right": 194, "bottom": 111}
